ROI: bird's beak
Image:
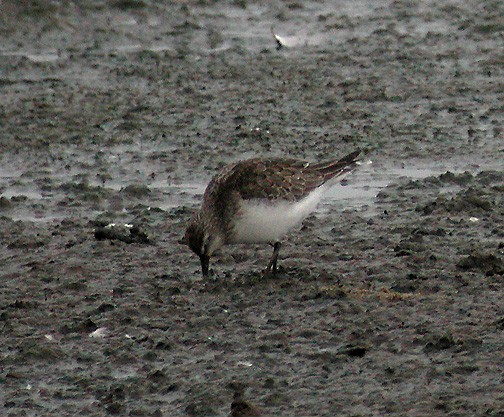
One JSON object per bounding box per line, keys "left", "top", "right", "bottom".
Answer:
{"left": 200, "top": 254, "right": 210, "bottom": 277}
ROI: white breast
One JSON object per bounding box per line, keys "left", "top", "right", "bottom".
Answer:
{"left": 230, "top": 185, "right": 327, "bottom": 244}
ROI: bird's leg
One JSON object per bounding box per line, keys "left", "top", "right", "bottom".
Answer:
{"left": 264, "top": 241, "right": 282, "bottom": 275}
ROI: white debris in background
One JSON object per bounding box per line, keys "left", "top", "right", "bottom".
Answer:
{"left": 89, "top": 327, "right": 108, "bottom": 338}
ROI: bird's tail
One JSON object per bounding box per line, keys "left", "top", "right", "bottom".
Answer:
{"left": 313, "top": 149, "right": 361, "bottom": 182}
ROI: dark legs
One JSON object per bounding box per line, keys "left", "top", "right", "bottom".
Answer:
{"left": 200, "top": 254, "right": 210, "bottom": 278}
{"left": 264, "top": 241, "right": 282, "bottom": 275}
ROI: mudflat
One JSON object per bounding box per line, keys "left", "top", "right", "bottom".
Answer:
{"left": 0, "top": 1, "right": 503, "bottom": 416}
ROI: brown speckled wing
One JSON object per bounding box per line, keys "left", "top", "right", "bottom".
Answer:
{"left": 205, "top": 149, "right": 361, "bottom": 203}
{"left": 216, "top": 158, "right": 320, "bottom": 201}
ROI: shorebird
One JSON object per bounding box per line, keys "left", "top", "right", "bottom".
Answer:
{"left": 184, "top": 149, "right": 361, "bottom": 277}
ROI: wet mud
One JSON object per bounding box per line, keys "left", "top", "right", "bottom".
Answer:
{"left": 0, "top": 0, "right": 503, "bottom": 416}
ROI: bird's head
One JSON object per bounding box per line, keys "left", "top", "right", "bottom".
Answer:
{"left": 183, "top": 213, "right": 223, "bottom": 277}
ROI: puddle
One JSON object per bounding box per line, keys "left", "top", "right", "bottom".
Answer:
{"left": 175, "top": 161, "right": 465, "bottom": 217}
{"left": 0, "top": 188, "right": 44, "bottom": 200}
{"left": 0, "top": 0, "right": 428, "bottom": 65}
{"left": 111, "top": 366, "right": 139, "bottom": 380}
{"left": 322, "top": 162, "right": 460, "bottom": 213}
{"left": 114, "top": 44, "right": 143, "bottom": 53}
{"left": 0, "top": 143, "right": 495, "bottom": 223}
{"left": 191, "top": 0, "right": 391, "bottom": 53}
{"left": 0, "top": 161, "right": 462, "bottom": 222}
{"left": 147, "top": 44, "right": 176, "bottom": 53}
{"left": 0, "top": 50, "right": 62, "bottom": 62}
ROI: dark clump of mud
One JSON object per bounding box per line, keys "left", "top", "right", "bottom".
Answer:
{"left": 1, "top": 0, "right": 503, "bottom": 416}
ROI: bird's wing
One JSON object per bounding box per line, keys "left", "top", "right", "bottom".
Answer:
{"left": 209, "top": 149, "right": 360, "bottom": 203}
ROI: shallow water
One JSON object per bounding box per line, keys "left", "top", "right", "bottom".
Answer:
{"left": 0, "top": 154, "right": 491, "bottom": 222}
{"left": 0, "top": 1, "right": 502, "bottom": 416}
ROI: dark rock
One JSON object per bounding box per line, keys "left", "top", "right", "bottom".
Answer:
{"left": 106, "top": 401, "right": 124, "bottom": 415}
{"left": 423, "top": 334, "right": 456, "bottom": 353}
{"left": 94, "top": 223, "right": 150, "bottom": 244}
{"left": 457, "top": 252, "right": 504, "bottom": 275}
{"left": 59, "top": 318, "right": 97, "bottom": 335}
{"left": 342, "top": 345, "right": 367, "bottom": 357}
{"left": 120, "top": 184, "right": 151, "bottom": 197}
{"left": 185, "top": 401, "right": 216, "bottom": 417}
{"left": 0, "top": 196, "right": 12, "bottom": 209}
{"left": 97, "top": 303, "right": 116, "bottom": 313}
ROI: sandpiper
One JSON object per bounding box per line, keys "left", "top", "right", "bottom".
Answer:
{"left": 184, "top": 149, "right": 361, "bottom": 277}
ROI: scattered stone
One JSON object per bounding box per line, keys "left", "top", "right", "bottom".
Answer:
{"left": 423, "top": 334, "right": 457, "bottom": 353}
{"left": 96, "top": 303, "right": 116, "bottom": 313}
{"left": 8, "top": 299, "right": 38, "bottom": 309}
{"left": 120, "top": 184, "right": 151, "bottom": 198}
{"left": 341, "top": 345, "right": 367, "bottom": 357}
{"left": 457, "top": 252, "right": 504, "bottom": 275}
{"left": 106, "top": 401, "right": 124, "bottom": 415}
{"left": 147, "top": 369, "right": 167, "bottom": 381}
{"left": 94, "top": 223, "right": 150, "bottom": 244}
{"left": 111, "top": 0, "right": 147, "bottom": 10}
{"left": 438, "top": 171, "right": 473, "bottom": 185}
{"left": 231, "top": 390, "right": 262, "bottom": 417}
{"left": 19, "top": 341, "right": 65, "bottom": 362}
{"left": 59, "top": 318, "right": 98, "bottom": 335}
{"left": 7, "top": 237, "right": 46, "bottom": 249}
{"left": 0, "top": 196, "right": 12, "bottom": 209}
{"left": 185, "top": 401, "right": 216, "bottom": 417}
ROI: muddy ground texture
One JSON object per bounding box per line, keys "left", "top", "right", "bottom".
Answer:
{"left": 0, "top": 0, "right": 503, "bottom": 416}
